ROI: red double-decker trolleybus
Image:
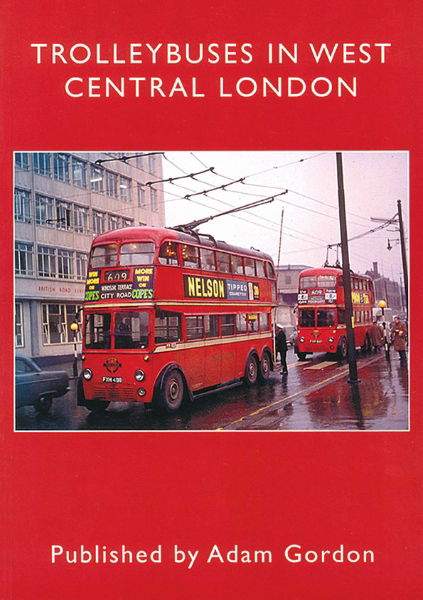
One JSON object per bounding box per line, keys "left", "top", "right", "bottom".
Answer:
{"left": 295, "top": 267, "right": 375, "bottom": 360}
{"left": 78, "top": 226, "right": 277, "bottom": 412}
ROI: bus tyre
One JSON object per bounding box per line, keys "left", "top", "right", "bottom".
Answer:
{"left": 337, "top": 337, "right": 348, "bottom": 360}
{"left": 85, "top": 399, "right": 110, "bottom": 412}
{"left": 259, "top": 352, "right": 271, "bottom": 382}
{"left": 244, "top": 354, "right": 258, "bottom": 386}
{"left": 297, "top": 353, "right": 307, "bottom": 361}
{"left": 159, "top": 369, "right": 185, "bottom": 413}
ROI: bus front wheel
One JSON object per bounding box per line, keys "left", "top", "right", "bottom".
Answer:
{"left": 296, "top": 352, "right": 307, "bottom": 361}
{"left": 244, "top": 355, "right": 258, "bottom": 386}
{"left": 158, "top": 369, "right": 185, "bottom": 413}
{"left": 85, "top": 399, "right": 110, "bottom": 412}
{"left": 337, "top": 337, "right": 348, "bottom": 360}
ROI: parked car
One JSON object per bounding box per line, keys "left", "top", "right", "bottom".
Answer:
{"left": 15, "top": 355, "right": 70, "bottom": 413}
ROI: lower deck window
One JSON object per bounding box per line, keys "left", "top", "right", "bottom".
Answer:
{"left": 85, "top": 313, "right": 111, "bottom": 349}
{"left": 155, "top": 311, "right": 181, "bottom": 343}
{"left": 221, "top": 315, "right": 236, "bottom": 336}
{"left": 114, "top": 311, "right": 149, "bottom": 348}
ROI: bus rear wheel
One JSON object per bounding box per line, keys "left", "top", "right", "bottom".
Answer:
{"left": 244, "top": 355, "right": 258, "bottom": 386}
{"left": 158, "top": 369, "right": 185, "bottom": 413}
{"left": 258, "top": 352, "right": 271, "bottom": 381}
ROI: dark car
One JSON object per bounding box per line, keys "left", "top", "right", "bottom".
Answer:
{"left": 15, "top": 355, "right": 70, "bottom": 413}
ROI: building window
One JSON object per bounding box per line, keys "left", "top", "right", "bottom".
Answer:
{"left": 15, "top": 153, "right": 30, "bottom": 170}
{"left": 137, "top": 184, "right": 146, "bottom": 207}
{"left": 119, "top": 176, "right": 131, "bottom": 202}
{"left": 74, "top": 205, "right": 89, "bottom": 233}
{"left": 15, "top": 242, "right": 34, "bottom": 276}
{"left": 38, "top": 246, "right": 56, "bottom": 278}
{"left": 285, "top": 275, "right": 292, "bottom": 285}
{"left": 58, "top": 249, "right": 74, "bottom": 279}
{"left": 76, "top": 252, "right": 88, "bottom": 280}
{"left": 93, "top": 210, "right": 106, "bottom": 234}
{"left": 42, "top": 303, "right": 82, "bottom": 345}
{"left": 122, "top": 218, "right": 133, "bottom": 228}
{"left": 72, "top": 157, "right": 87, "bottom": 188}
{"left": 136, "top": 155, "right": 144, "bottom": 169}
{"left": 53, "top": 153, "right": 70, "bottom": 183}
{"left": 108, "top": 214, "right": 120, "bottom": 230}
{"left": 35, "top": 194, "right": 54, "bottom": 226}
{"left": 106, "top": 171, "right": 118, "bottom": 197}
{"left": 14, "top": 189, "right": 31, "bottom": 223}
{"left": 150, "top": 188, "right": 158, "bottom": 212}
{"left": 56, "top": 200, "right": 72, "bottom": 230}
{"left": 15, "top": 302, "right": 24, "bottom": 347}
{"left": 33, "top": 153, "right": 51, "bottom": 176}
{"left": 90, "top": 165, "right": 104, "bottom": 193}
{"left": 148, "top": 154, "right": 156, "bottom": 174}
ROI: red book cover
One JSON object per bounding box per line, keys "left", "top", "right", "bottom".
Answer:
{"left": 1, "top": 1, "right": 421, "bottom": 598}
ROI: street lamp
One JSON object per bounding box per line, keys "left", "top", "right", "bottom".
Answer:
{"left": 378, "top": 300, "right": 390, "bottom": 361}
{"left": 70, "top": 321, "right": 79, "bottom": 377}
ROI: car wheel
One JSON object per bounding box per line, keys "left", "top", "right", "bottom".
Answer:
{"left": 258, "top": 352, "right": 271, "bottom": 381}
{"left": 34, "top": 395, "right": 52, "bottom": 414}
{"left": 244, "top": 354, "right": 258, "bottom": 386}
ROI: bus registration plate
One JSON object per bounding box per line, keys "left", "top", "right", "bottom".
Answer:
{"left": 102, "top": 376, "right": 123, "bottom": 383}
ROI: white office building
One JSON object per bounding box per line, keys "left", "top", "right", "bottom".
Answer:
{"left": 14, "top": 151, "right": 165, "bottom": 360}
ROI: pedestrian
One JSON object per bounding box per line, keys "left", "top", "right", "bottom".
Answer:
{"left": 391, "top": 315, "right": 407, "bottom": 363}
{"left": 275, "top": 324, "right": 288, "bottom": 374}
{"left": 369, "top": 320, "right": 383, "bottom": 353}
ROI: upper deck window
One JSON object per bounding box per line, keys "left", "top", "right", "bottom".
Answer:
{"left": 244, "top": 258, "right": 256, "bottom": 277}
{"left": 159, "top": 241, "right": 178, "bottom": 265}
{"left": 181, "top": 244, "right": 200, "bottom": 269}
{"left": 317, "top": 275, "right": 337, "bottom": 288}
{"left": 200, "top": 248, "right": 216, "bottom": 271}
{"left": 300, "top": 276, "right": 317, "bottom": 288}
{"left": 217, "top": 252, "right": 231, "bottom": 273}
{"left": 266, "top": 262, "right": 275, "bottom": 279}
{"left": 90, "top": 244, "right": 118, "bottom": 268}
{"left": 256, "top": 260, "right": 265, "bottom": 278}
{"left": 120, "top": 242, "right": 155, "bottom": 266}
{"left": 231, "top": 255, "right": 244, "bottom": 275}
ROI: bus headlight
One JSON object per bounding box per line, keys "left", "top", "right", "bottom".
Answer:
{"left": 83, "top": 368, "right": 93, "bottom": 381}
{"left": 135, "top": 369, "right": 145, "bottom": 382}
{"left": 299, "top": 336, "right": 305, "bottom": 343}
{"left": 328, "top": 336, "right": 334, "bottom": 343}
{"left": 137, "top": 388, "right": 146, "bottom": 397}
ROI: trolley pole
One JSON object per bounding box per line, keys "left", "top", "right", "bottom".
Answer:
{"left": 336, "top": 152, "right": 359, "bottom": 384}
{"left": 397, "top": 199, "right": 408, "bottom": 311}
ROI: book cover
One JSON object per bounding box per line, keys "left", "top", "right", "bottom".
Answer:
{"left": 1, "top": 1, "right": 421, "bottom": 598}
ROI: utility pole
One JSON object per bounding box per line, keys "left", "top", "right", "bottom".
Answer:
{"left": 336, "top": 153, "right": 359, "bottom": 384}
{"left": 397, "top": 199, "right": 408, "bottom": 311}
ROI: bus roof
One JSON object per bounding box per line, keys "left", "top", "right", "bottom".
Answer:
{"left": 299, "top": 267, "right": 372, "bottom": 281}
{"left": 91, "top": 226, "right": 274, "bottom": 262}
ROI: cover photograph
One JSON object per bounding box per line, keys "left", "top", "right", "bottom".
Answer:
{"left": 1, "top": 1, "right": 421, "bottom": 599}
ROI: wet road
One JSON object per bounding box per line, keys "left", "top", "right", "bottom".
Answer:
{"left": 15, "top": 348, "right": 409, "bottom": 431}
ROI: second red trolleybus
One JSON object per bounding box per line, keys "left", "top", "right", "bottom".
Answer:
{"left": 78, "top": 226, "right": 277, "bottom": 412}
{"left": 295, "top": 267, "right": 375, "bottom": 361}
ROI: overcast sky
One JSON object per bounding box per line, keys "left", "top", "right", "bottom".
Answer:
{"left": 161, "top": 151, "right": 408, "bottom": 283}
